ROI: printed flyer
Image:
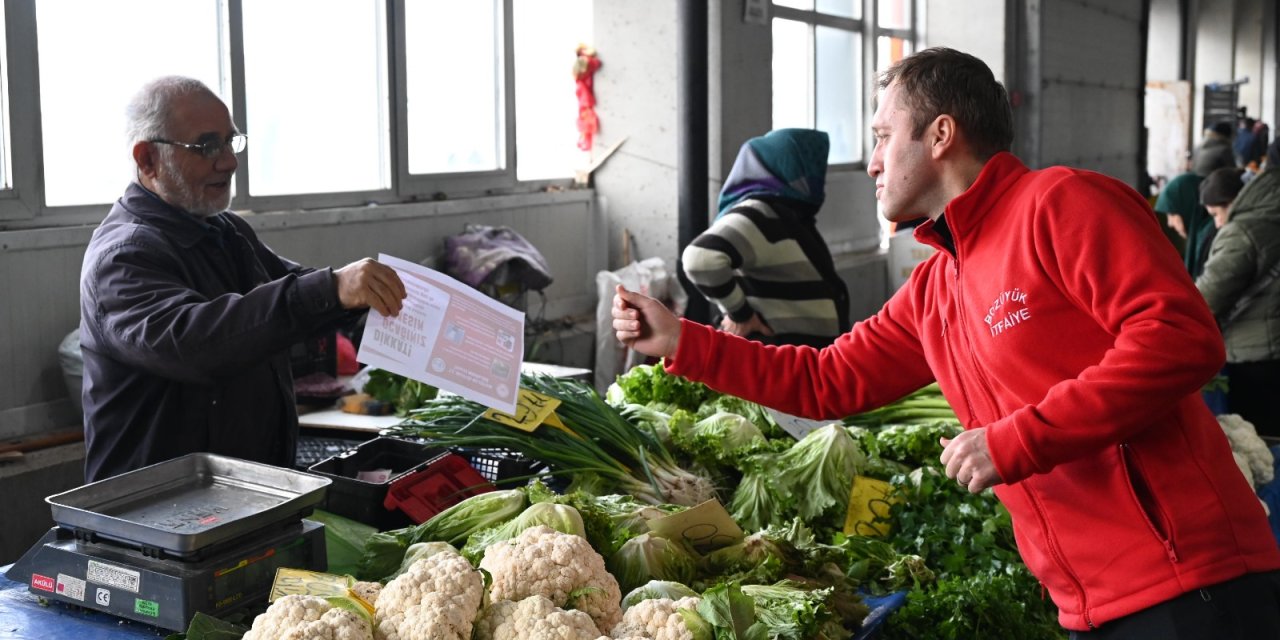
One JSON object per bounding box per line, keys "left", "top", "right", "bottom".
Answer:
{"left": 356, "top": 253, "right": 524, "bottom": 413}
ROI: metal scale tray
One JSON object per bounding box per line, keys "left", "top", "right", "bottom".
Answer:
{"left": 46, "top": 453, "right": 330, "bottom": 557}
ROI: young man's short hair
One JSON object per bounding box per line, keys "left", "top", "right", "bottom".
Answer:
{"left": 878, "top": 47, "right": 1014, "bottom": 159}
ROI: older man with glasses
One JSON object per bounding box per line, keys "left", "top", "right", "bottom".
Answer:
{"left": 78, "top": 75, "right": 406, "bottom": 481}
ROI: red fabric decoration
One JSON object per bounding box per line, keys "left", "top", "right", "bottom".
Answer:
{"left": 573, "top": 45, "right": 602, "bottom": 151}
{"left": 336, "top": 333, "right": 357, "bottom": 376}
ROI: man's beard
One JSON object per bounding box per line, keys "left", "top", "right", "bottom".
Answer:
{"left": 153, "top": 154, "right": 231, "bottom": 218}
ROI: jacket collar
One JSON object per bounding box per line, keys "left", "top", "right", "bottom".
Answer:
{"left": 914, "top": 151, "right": 1029, "bottom": 255}
{"left": 117, "top": 182, "right": 227, "bottom": 249}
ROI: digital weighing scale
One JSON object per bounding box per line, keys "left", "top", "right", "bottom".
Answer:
{"left": 4, "top": 453, "right": 331, "bottom": 632}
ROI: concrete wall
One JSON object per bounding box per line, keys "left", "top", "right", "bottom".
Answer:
{"left": 925, "top": 0, "right": 1147, "bottom": 186}
{"left": 925, "top": 0, "right": 1009, "bottom": 84}
{"left": 1147, "top": 0, "right": 1184, "bottom": 82}
{"left": 592, "top": 0, "right": 681, "bottom": 270}
{"left": 1235, "top": 0, "right": 1265, "bottom": 120}
{"left": 1265, "top": 1, "right": 1279, "bottom": 129}
{"left": 0, "top": 443, "right": 84, "bottom": 564}
{"left": 1194, "top": 0, "right": 1237, "bottom": 141}
{"left": 1036, "top": 0, "right": 1146, "bottom": 185}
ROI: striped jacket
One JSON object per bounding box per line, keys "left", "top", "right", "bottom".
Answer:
{"left": 681, "top": 195, "right": 849, "bottom": 347}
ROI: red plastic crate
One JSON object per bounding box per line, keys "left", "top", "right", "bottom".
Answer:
{"left": 382, "top": 453, "right": 495, "bottom": 523}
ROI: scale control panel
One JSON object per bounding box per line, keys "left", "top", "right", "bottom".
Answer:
{"left": 6, "top": 520, "right": 326, "bottom": 632}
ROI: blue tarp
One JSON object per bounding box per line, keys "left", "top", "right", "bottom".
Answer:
{"left": 0, "top": 567, "right": 168, "bottom": 639}
{"left": 855, "top": 590, "right": 909, "bottom": 640}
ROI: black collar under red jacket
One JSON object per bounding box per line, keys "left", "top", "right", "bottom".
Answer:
{"left": 667, "top": 152, "right": 1280, "bottom": 630}
{"left": 79, "top": 182, "right": 350, "bottom": 481}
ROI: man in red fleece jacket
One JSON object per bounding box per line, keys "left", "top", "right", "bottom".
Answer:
{"left": 613, "top": 47, "right": 1280, "bottom": 638}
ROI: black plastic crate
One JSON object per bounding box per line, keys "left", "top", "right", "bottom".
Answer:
{"left": 294, "top": 433, "right": 369, "bottom": 470}
{"left": 308, "top": 437, "right": 446, "bottom": 529}
{"left": 454, "top": 447, "right": 560, "bottom": 489}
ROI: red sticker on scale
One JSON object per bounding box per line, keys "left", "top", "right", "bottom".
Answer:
{"left": 31, "top": 574, "right": 55, "bottom": 592}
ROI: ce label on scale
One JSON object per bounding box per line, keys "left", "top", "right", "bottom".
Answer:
{"left": 95, "top": 587, "right": 111, "bottom": 607}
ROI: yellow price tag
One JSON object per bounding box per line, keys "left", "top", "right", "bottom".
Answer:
{"left": 483, "top": 388, "right": 574, "bottom": 435}
{"left": 647, "top": 499, "right": 744, "bottom": 551}
{"left": 268, "top": 568, "right": 352, "bottom": 603}
{"left": 843, "top": 475, "right": 897, "bottom": 538}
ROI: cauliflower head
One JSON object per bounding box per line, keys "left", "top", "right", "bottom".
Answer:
{"left": 473, "top": 594, "right": 610, "bottom": 640}
{"left": 352, "top": 581, "right": 383, "bottom": 605}
{"left": 242, "top": 594, "right": 372, "bottom": 640}
{"left": 1219, "top": 414, "right": 1275, "bottom": 486}
{"left": 479, "top": 525, "right": 623, "bottom": 633}
{"left": 374, "top": 546, "right": 484, "bottom": 640}
{"left": 610, "top": 596, "right": 705, "bottom": 640}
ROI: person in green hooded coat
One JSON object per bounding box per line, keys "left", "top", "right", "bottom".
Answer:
{"left": 1155, "top": 132, "right": 1238, "bottom": 279}
{"left": 680, "top": 128, "right": 850, "bottom": 348}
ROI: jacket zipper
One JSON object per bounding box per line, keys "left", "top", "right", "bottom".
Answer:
{"left": 1119, "top": 444, "right": 1180, "bottom": 563}
{"left": 951, "top": 235, "right": 1095, "bottom": 627}
{"left": 1025, "top": 483, "right": 1093, "bottom": 628}
{"left": 952, "top": 264, "right": 1003, "bottom": 418}
{"left": 940, "top": 318, "right": 980, "bottom": 421}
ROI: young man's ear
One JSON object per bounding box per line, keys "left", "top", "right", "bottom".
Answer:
{"left": 928, "top": 114, "right": 957, "bottom": 159}
{"left": 132, "top": 141, "right": 159, "bottom": 180}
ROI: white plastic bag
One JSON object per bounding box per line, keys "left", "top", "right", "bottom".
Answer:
{"left": 593, "top": 257, "right": 687, "bottom": 392}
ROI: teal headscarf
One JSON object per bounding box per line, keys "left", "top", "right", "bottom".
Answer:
{"left": 716, "top": 128, "right": 830, "bottom": 218}
{"left": 1154, "top": 172, "right": 1214, "bottom": 278}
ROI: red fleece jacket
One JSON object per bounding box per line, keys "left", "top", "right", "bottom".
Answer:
{"left": 668, "top": 153, "right": 1280, "bottom": 631}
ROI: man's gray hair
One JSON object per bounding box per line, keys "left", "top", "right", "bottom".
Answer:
{"left": 124, "top": 76, "right": 217, "bottom": 147}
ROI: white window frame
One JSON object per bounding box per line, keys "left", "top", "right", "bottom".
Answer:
{"left": 0, "top": 0, "right": 570, "bottom": 230}
{"left": 771, "top": 0, "right": 920, "bottom": 170}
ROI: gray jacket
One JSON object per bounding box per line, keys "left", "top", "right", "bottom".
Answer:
{"left": 79, "top": 183, "right": 353, "bottom": 481}
{"left": 1195, "top": 168, "right": 1280, "bottom": 362}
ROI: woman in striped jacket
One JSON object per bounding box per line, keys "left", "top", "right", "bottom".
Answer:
{"left": 681, "top": 128, "right": 849, "bottom": 347}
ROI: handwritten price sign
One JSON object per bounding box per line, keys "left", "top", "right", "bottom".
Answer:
{"left": 647, "top": 500, "right": 744, "bottom": 551}
{"left": 483, "top": 388, "right": 574, "bottom": 435}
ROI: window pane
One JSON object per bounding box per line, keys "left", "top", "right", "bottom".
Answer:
{"left": 816, "top": 0, "right": 859, "bottom": 19}
{"left": 816, "top": 26, "right": 861, "bottom": 163}
{"left": 38, "top": 0, "right": 224, "bottom": 207}
{"left": 776, "top": 0, "right": 858, "bottom": 19}
{"left": 514, "top": 0, "right": 592, "bottom": 181}
{"left": 771, "top": 19, "right": 814, "bottom": 131}
{"left": 877, "top": 0, "right": 911, "bottom": 29}
{"left": 243, "top": 0, "right": 388, "bottom": 196}
{"left": 406, "top": 0, "right": 502, "bottom": 174}
{"left": 877, "top": 35, "right": 914, "bottom": 75}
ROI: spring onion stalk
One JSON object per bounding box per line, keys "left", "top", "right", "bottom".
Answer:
{"left": 390, "top": 374, "right": 716, "bottom": 505}
{"left": 844, "top": 383, "right": 959, "bottom": 427}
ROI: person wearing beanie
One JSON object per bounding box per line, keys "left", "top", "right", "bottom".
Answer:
{"left": 1234, "top": 117, "right": 1259, "bottom": 167}
{"left": 1196, "top": 165, "right": 1280, "bottom": 437}
{"left": 1191, "top": 121, "right": 1237, "bottom": 177}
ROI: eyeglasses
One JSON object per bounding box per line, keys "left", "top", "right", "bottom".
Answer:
{"left": 150, "top": 133, "right": 247, "bottom": 159}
